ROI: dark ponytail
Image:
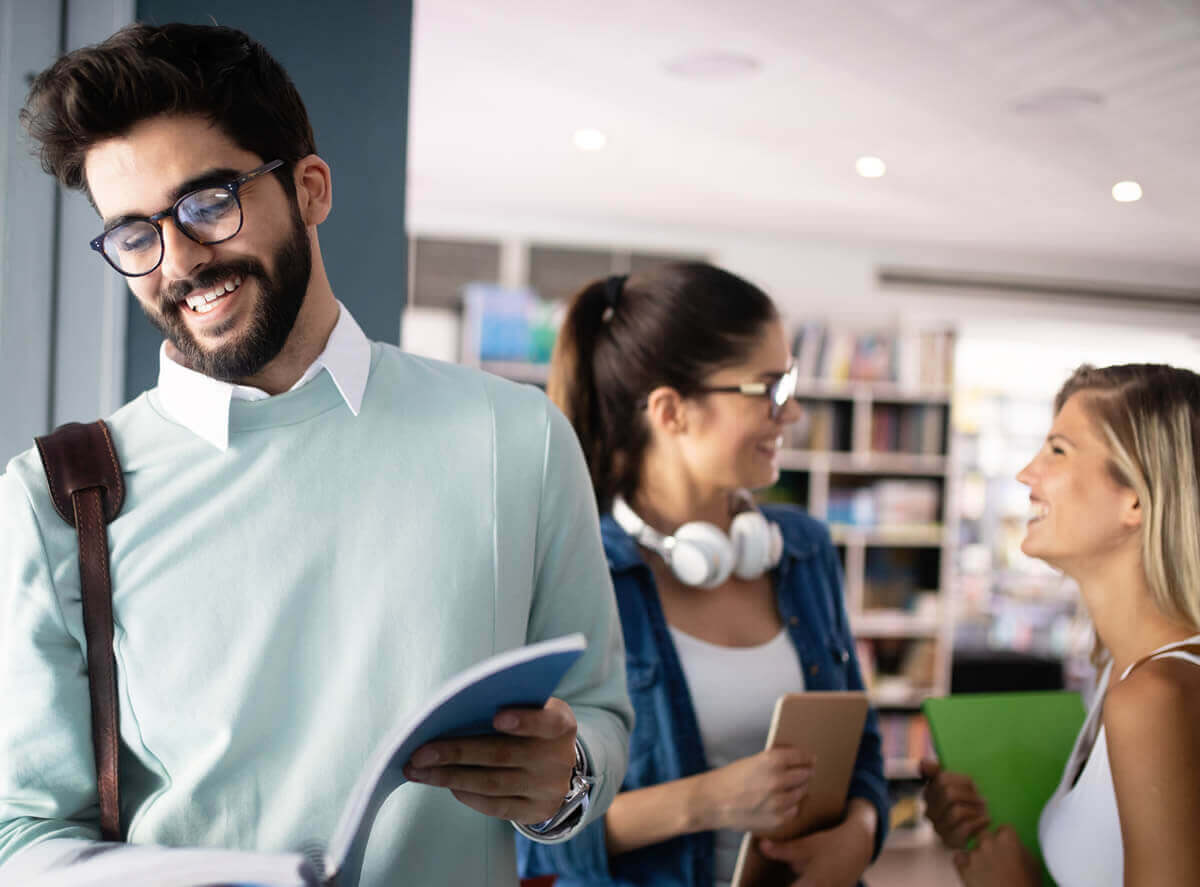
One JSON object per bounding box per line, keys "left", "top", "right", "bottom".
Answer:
{"left": 548, "top": 262, "right": 778, "bottom": 509}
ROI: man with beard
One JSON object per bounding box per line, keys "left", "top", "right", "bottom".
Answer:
{"left": 0, "top": 23, "right": 632, "bottom": 886}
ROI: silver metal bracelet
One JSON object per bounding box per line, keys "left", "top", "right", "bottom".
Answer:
{"left": 521, "top": 739, "right": 594, "bottom": 836}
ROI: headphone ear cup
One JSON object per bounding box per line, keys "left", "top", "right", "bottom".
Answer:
{"left": 671, "top": 522, "right": 735, "bottom": 588}
{"left": 730, "top": 511, "right": 772, "bottom": 580}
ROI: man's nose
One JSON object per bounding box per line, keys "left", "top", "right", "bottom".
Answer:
{"left": 159, "top": 220, "right": 214, "bottom": 280}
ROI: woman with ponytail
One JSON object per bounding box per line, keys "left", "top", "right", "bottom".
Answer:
{"left": 517, "top": 263, "right": 888, "bottom": 887}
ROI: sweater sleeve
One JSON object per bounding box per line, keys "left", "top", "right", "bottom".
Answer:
{"left": 820, "top": 531, "right": 891, "bottom": 859}
{"left": 0, "top": 466, "right": 107, "bottom": 872}
{"left": 515, "top": 401, "right": 632, "bottom": 874}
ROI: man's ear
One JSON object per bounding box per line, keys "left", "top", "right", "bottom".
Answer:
{"left": 292, "top": 154, "right": 332, "bottom": 226}
{"left": 645, "top": 386, "right": 687, "bottom": 436}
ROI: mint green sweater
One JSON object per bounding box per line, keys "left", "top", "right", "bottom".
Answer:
{"left": 0, "top": 344, "right": 632, "bottom": 884}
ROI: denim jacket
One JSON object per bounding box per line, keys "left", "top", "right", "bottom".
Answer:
{"left": 518, "top": 504, "right": 890, "bottom": 886}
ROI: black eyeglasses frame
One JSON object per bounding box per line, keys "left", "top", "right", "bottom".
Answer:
{"left": 89, "top": 159, "right": 285, "bottom": 278}
{"left": 692, "top": 364, "right": 800, "bottom": 420}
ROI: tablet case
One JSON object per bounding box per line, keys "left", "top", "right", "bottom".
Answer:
{"left": 730, "top": 691, "right": 869, "bottom": 887}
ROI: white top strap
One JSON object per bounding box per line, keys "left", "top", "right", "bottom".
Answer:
{"left": 1119, "top": 634, "right": 1200, "bottom": 681}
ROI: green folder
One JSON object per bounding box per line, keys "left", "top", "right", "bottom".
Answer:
{"left": 922, "top": 691, "right": 1086, "bottom": 886}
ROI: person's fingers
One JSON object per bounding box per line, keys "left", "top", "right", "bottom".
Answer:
{"left": 449, "top": 788, "right": 554, "bottom": 824}
{"left": 918, "top": 757, "right": 941, "bottom": 780}
{"left": 766, "top": 746, "right": 818, "bottom": 770}
{"left": 493, "top": 696, "right": 575, "bottom": 740}
{"left": 770, "top": 762, "right": 815, "bottom": 793}
{"left": 759, "top": 833, "right": 816, "bottom": 866}
{"left": 405, "top": 763, "right": 564, "bottom": 800}
{"left": 763, "top": 783, "right": 811, "bottom": 819}
{"left": 946, "top": 814, "right": 991, "bottom": 848}
{"left": 942, "top": 800, "right": 989, "bottom": 834}
{"left": 925, "top": 780, "right": 985, "bottom": 824}
{"left": 410, "top": 735, "right": 534, "bottom": 770}
{"left": 928, "top": 774, "right": 983, "bottom": 808}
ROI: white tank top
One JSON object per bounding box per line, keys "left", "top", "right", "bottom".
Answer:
{"left": 668, "top": 626, "right": 806, "bottom": 887}
{"left": 1038, "top": 634, "right": 1200, "bottom": 887}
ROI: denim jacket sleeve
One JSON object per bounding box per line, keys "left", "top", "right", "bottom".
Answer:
{"left": 818, "top": 533, "right": 891, "bottom": 859}
{"left": 517, "top": 815, "right": 618, "bottom": 883}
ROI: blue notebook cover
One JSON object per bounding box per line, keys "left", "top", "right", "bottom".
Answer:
{"left": 327, "top": 632, "right": 587, "bottom": 885}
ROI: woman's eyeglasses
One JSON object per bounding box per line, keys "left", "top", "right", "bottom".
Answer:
{"left": 694, "top": 365, "right": 800, "bottom": 420}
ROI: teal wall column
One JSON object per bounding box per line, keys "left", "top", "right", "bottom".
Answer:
{"left": 125, "top": 0, "right": 412, "bottom": 398}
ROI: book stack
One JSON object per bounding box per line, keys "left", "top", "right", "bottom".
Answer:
{"left": 869, "top": 403, "right": 947, "bottom": 455}
{"left": 879, "top": 712, "right": 935, "bottom": 764}
{"left": 826, "top": 479, "right": 940, "bottom": 529}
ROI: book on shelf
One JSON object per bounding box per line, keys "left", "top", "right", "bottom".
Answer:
{"left": 826, "top": 479, "right": 941, "bottom": 529}
{"left": 872, "top": 404, "right": 947, "bottom": 456}
{"left": 863, "top": 547, "right": 934, "bottom": 611}
{"left": 856, "top": 637, "right": 938, "bottom": 702}
{"left": 789, "top": 324, "right": 955, "bottom": 388}
{"left": 879, "top": 712, "right": 935, "bottom": 764}
{"left": 25, "top": 634, "right": 587, "bottom": 887}
{"left": 787, "top": 401, "right": 852, "bottom": 451}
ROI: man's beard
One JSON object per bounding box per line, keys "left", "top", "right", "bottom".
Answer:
{"left": 149, "top": 208, "right": 312, "bottom": 383}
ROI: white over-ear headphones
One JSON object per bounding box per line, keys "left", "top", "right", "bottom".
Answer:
{"left": 611, "top": 493, "right": 784, "bottom": 589}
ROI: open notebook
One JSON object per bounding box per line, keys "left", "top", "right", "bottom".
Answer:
{"left": 25, "top": 633, "right": 587, "bottom": 887}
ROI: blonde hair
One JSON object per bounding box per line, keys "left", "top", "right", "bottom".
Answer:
{"left": 1055, "top": 364, "right": 1200, "bottom": 643}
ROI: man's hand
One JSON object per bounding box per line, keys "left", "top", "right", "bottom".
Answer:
{"left": 757, "top": 798, "right": 876, "bottom": 887}
{"left": 403, "top": 696, "right": 577, "bottom": 825}
{"left": 920, "top": 758, "right": 990, "bottom": 849}
{"left": 954, "top": 825, "right": 1042, "bottom": 887}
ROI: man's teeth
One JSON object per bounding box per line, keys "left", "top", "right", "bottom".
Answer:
{"left": 1030, "top": 502, "right": 1049, "bottom": 521}
{"left": 184, "top": 277, "right": 242, "bottom": 313}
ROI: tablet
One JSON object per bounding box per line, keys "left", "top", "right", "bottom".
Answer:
{"left": 730, "top": 691, "right": 869, "bottom": 887}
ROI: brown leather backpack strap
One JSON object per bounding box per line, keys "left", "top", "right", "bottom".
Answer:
{"left": 34, "top": 420, "right": 125, "bottom": 842}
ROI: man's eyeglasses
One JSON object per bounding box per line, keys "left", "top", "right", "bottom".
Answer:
{"left": 89, "top": 159, "right": 284, "bottom": 277}
{"left": 695, "top": 364, "right": 799, "bottom": 420}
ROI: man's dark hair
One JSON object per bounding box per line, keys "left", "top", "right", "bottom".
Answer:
{"left": 20, "top": 22, "right": 316, "bottom": 194}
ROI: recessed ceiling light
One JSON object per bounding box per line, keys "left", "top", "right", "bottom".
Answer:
{"left": 573, "top": 128, "right": 607, "bottom": 152}
{"left": 1112, "top": 180, "right": 1142, "bottom": 202}
{"left": 856, "top": 156, "right": 887, "bottom": 178}
{"left": 664, "top": 50, "right": 760, "bottom": 80}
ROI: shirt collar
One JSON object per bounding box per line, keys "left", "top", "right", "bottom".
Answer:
{"left": 155, "top": 301, "right": 371, "bottom": 451}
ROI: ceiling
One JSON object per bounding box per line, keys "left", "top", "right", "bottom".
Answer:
{"left": 408, "top": 0, "right": 1200, "bottom": 265}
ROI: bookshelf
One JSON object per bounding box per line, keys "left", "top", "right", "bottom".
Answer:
{"left": 761, "top": 324, "right": 958, "bottom": 849}
{"left": 952, "top": 388, "right": 1094, "bottom": 693}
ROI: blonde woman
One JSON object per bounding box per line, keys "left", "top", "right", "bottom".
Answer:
{"left": 921, "top": 364, "right": 1200, "bottom": 887}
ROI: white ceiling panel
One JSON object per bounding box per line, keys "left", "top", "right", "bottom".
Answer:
{"left": 409, "top": 0, "right": 1200, "bottom": 263}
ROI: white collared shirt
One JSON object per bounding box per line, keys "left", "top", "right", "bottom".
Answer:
{"left": 155, "top": 302, "right": 372, "bottom": 450}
